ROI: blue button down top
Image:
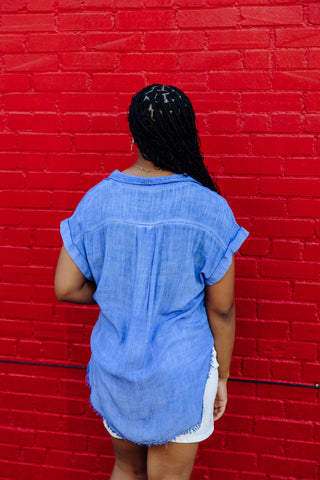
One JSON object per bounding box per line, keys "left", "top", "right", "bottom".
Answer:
{"left": 60, "top": 169, "right": 249, "bottom": 446}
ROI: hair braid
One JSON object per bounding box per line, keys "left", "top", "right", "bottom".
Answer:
{"left": 128, "top": 84, "right": 220, "bottom": 194}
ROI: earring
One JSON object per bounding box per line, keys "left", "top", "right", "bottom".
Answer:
{"left": 131, "top": 138, "right": 135, "bottom": 154}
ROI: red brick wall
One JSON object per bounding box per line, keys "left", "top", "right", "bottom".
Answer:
{"left": 1, "top": 1, "right": 319, "bottom": 479}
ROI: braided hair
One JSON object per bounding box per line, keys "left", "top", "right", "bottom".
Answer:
{"left": 128, "top": 84, "right": 220, "bottom": 194}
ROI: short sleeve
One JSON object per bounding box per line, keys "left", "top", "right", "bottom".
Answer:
{"left": 60, "top": 202, "right": 94, "bottom": 282}
{"left": 201, "top": 198, "right": 249, "bottom": 286}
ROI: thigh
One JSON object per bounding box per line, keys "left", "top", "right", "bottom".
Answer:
{"left": 111, "top": 436, "right": 148, "bottom": 478}
{"left": 147, "top": 441, "right": 199, "bottom": 480}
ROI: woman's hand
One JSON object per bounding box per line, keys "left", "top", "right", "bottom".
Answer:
{"left": 213, "top": 378, "right": 228, "bottom": 421}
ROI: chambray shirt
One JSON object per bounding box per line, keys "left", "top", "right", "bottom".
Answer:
{"left": 60, "top": 169, "right": 249, "bottom": 445}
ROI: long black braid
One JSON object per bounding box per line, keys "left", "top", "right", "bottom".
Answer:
{"left": 128, "top": 84, "right": 220, "bottom": 194}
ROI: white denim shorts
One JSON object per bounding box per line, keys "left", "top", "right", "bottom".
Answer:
{"left": 102, "top": 347, "right": 219, "bottom": 444}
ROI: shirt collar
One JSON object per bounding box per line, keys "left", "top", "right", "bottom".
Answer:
{"left": 107, "top": 169, "right": 197, "bottom": 186}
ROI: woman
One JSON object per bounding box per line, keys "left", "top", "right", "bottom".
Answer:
{"left": 54, "top": 84, "right": 249, "bottom": 480}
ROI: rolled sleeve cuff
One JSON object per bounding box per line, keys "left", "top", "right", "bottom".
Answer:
{"left": 60, "top": 219, "right": 93, "bottom": 281}
{"left": 205, "top": 226, "right": 249, "bottom": 286}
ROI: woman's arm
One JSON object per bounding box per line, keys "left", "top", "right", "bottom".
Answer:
{"left": 54, "top": 245, "right": 96, "bottom": 305}
{"left": 205, "top": 255, "right": 235, "bottom": 420}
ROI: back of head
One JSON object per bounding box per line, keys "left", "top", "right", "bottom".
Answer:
{"left": 128, "top": 84, "right": 220, "bottom": 194}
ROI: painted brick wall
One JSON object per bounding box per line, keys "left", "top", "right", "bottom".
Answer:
{"left": 1, "top": 1, "right": 319, "bottom": 479}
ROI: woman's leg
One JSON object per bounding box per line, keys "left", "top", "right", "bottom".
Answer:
{"left": 147, "top": 441, "right": 199, "bottom": 480}
{"left": 110, "top": 436, "right": 148, "bottom": 480}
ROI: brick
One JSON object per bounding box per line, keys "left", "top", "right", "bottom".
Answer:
{"left": 0, "top": 0, "right": 25, "bottom": 11}
{"left": 22, "top": 209, "right": 67, "bottom": 227}
{"left": 0, "top": 247, "right": 29, "bottom": 265}
{"left": 306, "top": 92, "right": 320, "bottom": 112}
{"left": 3, "top": 265, "right": 54, "bottom": 284}
{"left": 0, "top": 338, "right": 17, "bottom": 356}
{"left": 201, "top": 136, "right": 250, "bottom": 154}
{"left": 28, "top": 33, "right": 83, "bottom": 52}
{"left": 228, "top": 198, "right": 286, "bottom": 217}
{"left": 0, "top": 190, "right": 51, "bottom": 208}
{"left": 244, "top": 50, "right": 270, "bottom": 69}
{"left": 285, "top": 157, "right": 320, "bottom": 175}
{"left": 61, "top": 53, "right": 116, "bottom": 71}
{"left": 292, "top": 323, "right": 320, "bottom": 342}
{"left": 0, "top": 133, "right": 16, "bottom": 150}
{"left": 276, "top": 27, "right": 320, "bottom": 47}
{"left": 274, "top": 49, "right": 306, "bottom": 69}
{"left": 189, "top": 92, "right": 239, "bottom": 113}
{"left": 304, "top": 243, "right": 320, "bottom": 261}
{"left": 208, "top": 113, "right": 238, "bottom": 132}
{"left": 27, "top": 172, "right": 82, "bottom": 190}
{"left": 285, "top": 439, "right": 320, "bottom": 461}
{"left": 242, "top": 358, "right": 272, "bottom": 378}
{"left": 33, "top": 73, "right": 87, "bottom": 91}
{"left": 261, "top": 260, "right": 319, "bottom": 280}
{"left": 6, "top": 228, "right": 32, "bottom": 246}
{"left": 289, "top": 198, "right": 320, "bottom": 217}
{"left": 182, "top": 51, "right": 242, "bottom": 71}
{"left": 119, "top": 53, "right": 177, "bottom": 71}
{"left": 1, "top": 14, "right": 55, "bottom": 32}
{"left": 0, "top": 283, "right": 32, "bottom": 302}
{"left": 85, "top": 0, "right": 115, "bottom": 5}
{"left": 3, "top": 92, "right": 57, "bottom": 110}
{"left": 258, "top": 339, "right": 317, "bottom": 361}
{"left": 293, "top": 282, "right": 320, "bottom": 302}
{"left": 252, "top": 219, "right": 314, "bottom": 238}
{"left": 261, "top": 178, "right": 320, "bottom": 197}
{"left": 147, "top": 73, "right": 207, "bottom": 93}
{"left": 8, "top": 112, "right": 33, "bottom": 129}
{"left": 236, "top": 279, "right": 291, "bottom": 300}
{"left": 18, "top": 339, "right": 42, "bottom": 358}
{"left": 86, "top": 32, "right": 143, "bottom": 51}
{"left": 61, "top": 114, "right": 89, "bottom": 131}
{"left": 259, "top": 454, "right": 317, "bottom": 477}
{"left": 241, "top": 6, "right": 303, "bottom": 26}
{"left": 60, "top": 93, "right": 115, "bottom": 112}
{"left": 309, "top": 4, "right": 320, "bottom": 24}
{"left": 305, "top": 114, "right": 320, "bottom": 132}
{"left": 0, "top": 172, "right": 23, "bottom": 190}
{"left": 258, "top": 301, "right": 316, "bottom": 321}
{"left": 52, "top": 191, "right": 83, "bottom": 210}
{"left": 33, "top": 229, "right": 61, "bottom": 247}
{"left": 28, "top": 0, "right": 54, "bottom": 10}
{"left": 2, "top": 319, "right": 33, "bottom": 338}
{"left": 3, "top": 301, "right": 53, "bottom": 321}
{"left": 70, "top": 344, "right": 91, "bottom": 363}
{"left": 145, "top": 32, "right": 205, "bottom": 51}
{"left": 309, "top": 49, "right": 320, "bottom": 68}
{"left": 92, "top": 73, "right": 144, "bottom": 92}
{"left": 177, "top": 8, "right": 238, "bottom": 28}
{"left": 47, "top": 153, "right": 101, "bottom": 171}
{"left": 209, "top": 72, "right": 270, "bottom": 90}
{"left": 272, "top": 360, "right": 303, "bottom": 382}
{"left": 237, "top": 319, "right": 288, "bottom": 339}
{"left": 18, "top": 133, "right": 72, "bottom": 151}
{"left": 59, "top": 13, "right": 113, "bottom": 31}
{"left": 91, "top": 115, "right": 118, "bottom": 132}
{"left": 273, "top": 71, "right": 320, "bottom": 90}
{"left": 201, "top": 449, "right": 256, "bottom": 470}
{"left": 272, "top": 240, "right": 302, "bottom": 259}
{"left": 117, "top": 10, "right": 175, "bottom": 30}
{"left": 0, "top": 34, "right": 25, "bottom": 52}
{"left": 252, "top": 136, "right": 314, "bottom": 154}
{"left": 0, "top": 152, "right": 46, "bottom": 169}
{"left": 0, "top": 73, "right": 30, "bottom": 91}
{"left": 209, "top": 29, "right": 269, "bottom": 49}
{"left": 0, "top": 208, "right": 20, "bottom": 225}
{"left": 271, "top": 113, "right": 302, "bottom": 132}
{"left": 75, "top": 134, "right": 129, "bottom": 152}
{"left": 33, "top": 113, "right": 59, "bottom": 131}
{"left": 240, "top": 238, "right": 270, "bottom": 257}
{"left": 35, "top": 430, "right": 87, "bottom": 451}
{"left": 223, "top": 156, "right": 282, "bottom": 175}
{"left": 242, "top": 92, "right": 302, "bottom": 112}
